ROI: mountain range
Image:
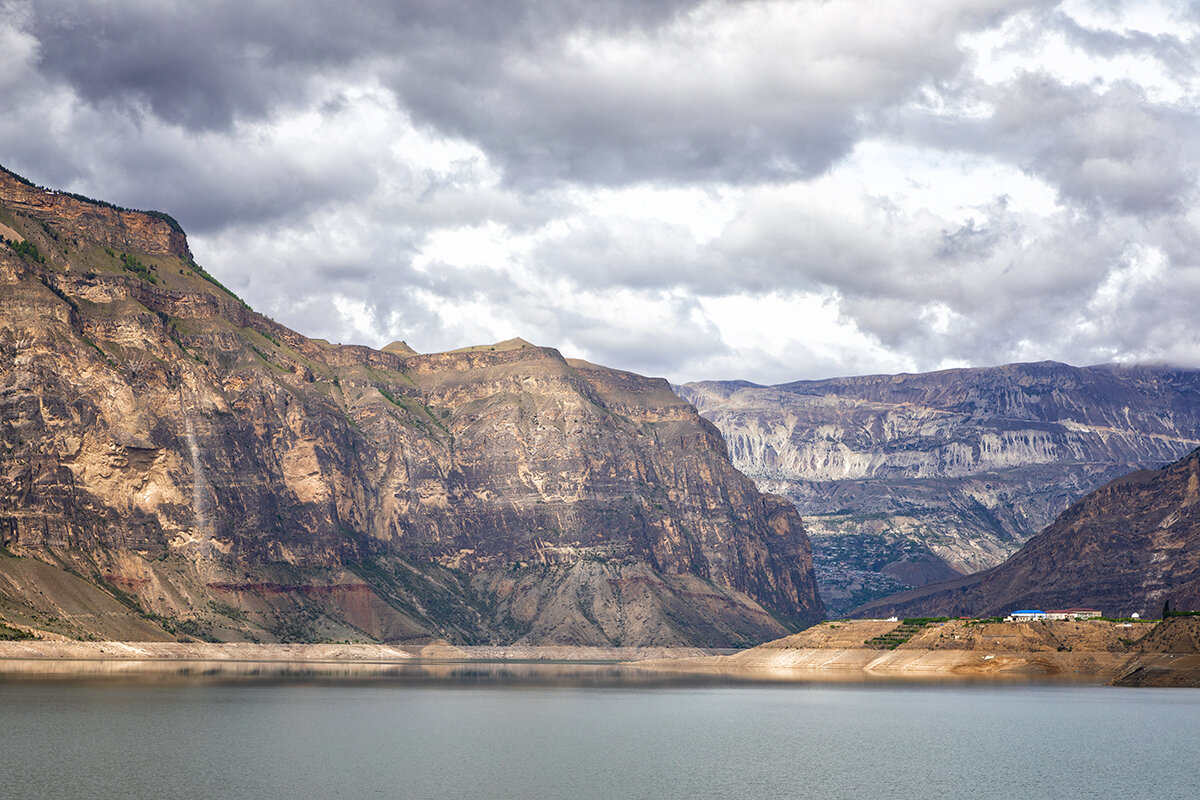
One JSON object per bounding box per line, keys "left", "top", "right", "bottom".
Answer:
{"left": 0, "top": 165, "right": 823, "bottom": 647}
{"left": 5, "top": 160, "right": 1199, "bottom": 646}
{"left": 679, "top": 365, "right": 1200, "bottom": 615}
{"left": 853, "top": 444, "right": 1200, "bottom": 619}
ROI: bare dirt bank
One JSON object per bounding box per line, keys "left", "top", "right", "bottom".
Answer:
{"left": 3, "top": 619, "right": 1198, "bottom": 685}
{"left": 640, "top": 618, "right": 1200, "bottom": 686}
{"left": 645, "top": 646, "right": 1137, "bottom": 683}
{"left": 1110, "top": 655, "right": 1200, "bottom": 687}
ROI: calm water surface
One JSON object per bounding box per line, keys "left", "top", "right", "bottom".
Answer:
{"left": 2, "top": 669, "right": 1198, "bottom": 799}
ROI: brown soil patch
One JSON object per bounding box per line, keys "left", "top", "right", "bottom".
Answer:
{"left": 1134, "top": 617, "right": 1200, "bottom": 654}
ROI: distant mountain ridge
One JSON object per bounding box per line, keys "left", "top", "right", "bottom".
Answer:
{"left": 678, "top": 362, "right": 1200, "bottom": 615}
{"left": 853, "top": 446, "right": 1200, "bottom": 619}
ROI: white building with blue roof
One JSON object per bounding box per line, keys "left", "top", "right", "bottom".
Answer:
{"left": 1006, "top": 609, "right": 1047, "bottom": 621}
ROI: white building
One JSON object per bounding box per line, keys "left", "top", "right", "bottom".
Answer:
{"left": 1005, "top": 608, "right": 1102, "bottom": 622}
{"left": 1045, "top": 608, "right": 1102, "bottom": 620}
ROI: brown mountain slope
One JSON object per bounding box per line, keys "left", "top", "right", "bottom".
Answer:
{"left": 852, "top": 447, "right": 1200, "bottom": 619}
{"left": 0, "top": 165, "right": 822, "bottom": 646}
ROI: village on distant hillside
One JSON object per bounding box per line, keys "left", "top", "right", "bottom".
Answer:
{"left": 1005, "top": 609, "right": 1104, "bottom": 622}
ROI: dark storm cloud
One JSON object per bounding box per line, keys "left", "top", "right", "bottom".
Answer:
{"left": 388, "top": 0, "right": 1023, "bottom": 187}
{"left": 7, "top": 0, "right": 1040, "bottom": 233}
{"left": 25, "top": 0, "right": 368, "bottom": 130}
{"left": 21, "top": 0, "right": 704, "bottom": 131}
{"left": 393, "top": 60, "right": 858, "bottom": 187}
{"left": 16, "top": 0, "right": 1028, "bottom": 190}
{"left": 3, "top": 0, "right": 718, "bottom": 235}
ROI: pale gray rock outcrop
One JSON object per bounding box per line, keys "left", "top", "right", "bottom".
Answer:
{"left": 678, "top": 364, "right": 1200, "bottom": 615}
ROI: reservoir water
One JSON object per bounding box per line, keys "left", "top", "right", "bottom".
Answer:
{"left": 2, "top": 668, "right": 1198, "bottom": 799}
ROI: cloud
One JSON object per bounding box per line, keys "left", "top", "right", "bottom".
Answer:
{"left": 17, "top": 0, "right": 702, "bottom": 132}
{"left": 510, "top": 164, "right": 1198, "bottom": 378}
{"left": 21, "top": 0, "right": 378, "bottom": 130}
{"left": 707, "top": 184, "right": 1124, "bottom": 361}
{"left": 982, "top": 74, "right": 1196, "bottom": 215}
{"left": 912, "top": 6, "right": 1200, "bottom": 219}
{"left": 391, "top": 0, "right": 1027, "bottom": 186}
{"left": 10, "top": 0, "right": 1028, "bottom": 190}
{"left": 2, "top": 0, "right": 1200, "bottom": 385}
{"left": 0, "top": 75, "right": 387, "bottom": 234}
{"left": 530, "top": 215, "right": 721, "bottom": 292}
{"left": 710, "top": 184, "right": 1200, "bottom": 375}
{"left": 0, "top": 7, "right": 38, "bottom": 93}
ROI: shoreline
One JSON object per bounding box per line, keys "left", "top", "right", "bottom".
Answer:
{"left": 637, "top": 647, "right": 1198, "bottom": 685}
{"left": 3, "top": 618, "right": 1198, "bottom": 686}
{"left": 2, "top": 640, "right": 1196, "bottom": 687}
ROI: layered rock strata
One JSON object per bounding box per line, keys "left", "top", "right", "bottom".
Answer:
{"left": 0, "top": 165, "right": 822, "bottom": 646}
{"left": 854, "top": 447, "right": 1200, "bottom": 619}
{"left": 678, "top": 365, "right": 1200, "bottom": 614}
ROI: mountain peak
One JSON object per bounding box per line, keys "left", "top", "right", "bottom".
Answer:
{"left": 0, "top": 168, "right": 823, "bottom": 646}
{"left": 381, "top": 340, "right": 418, "bottom": 357}
{"left": 0, "top": 163, "right": 190, "bottom": 259}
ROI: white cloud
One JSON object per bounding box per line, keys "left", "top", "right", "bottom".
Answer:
{"left": 840, "top": 140, "right": 1062, "bottom": 222}
{"left": 695, "top": 292, "right": 910, "bottom": 382}
{"left": 0, "top": 11, "right": 38, "bottom": 93}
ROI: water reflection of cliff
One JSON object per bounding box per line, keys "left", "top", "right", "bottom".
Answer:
{"left": 0, "top": 658, "right": 751, "bottom": 688}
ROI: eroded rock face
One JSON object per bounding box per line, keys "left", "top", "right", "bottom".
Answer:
{"left": 678, "top": 364, "right": 1200, "bottom": 615}
{"left": 0, "top": 167, "right": 188, "bottom": 259}
{"left": 854, "top": 447, "right": 1200, "bottom": 619}
{"left": 0, "top": 166, "right": 822, "bottom": 645}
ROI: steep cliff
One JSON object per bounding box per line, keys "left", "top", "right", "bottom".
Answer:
{"left": 0, "top": 165, "right": 822, "bottom": 646}
{"left": 678, "top": 364, "right": 1200, "bottom": 615}
{"left": 852, "top": 447, "right": 1200, "bottom": 619}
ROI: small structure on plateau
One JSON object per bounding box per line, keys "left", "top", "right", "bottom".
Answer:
{"left": 1005, "top": 608, "right": 1103, "bottom": 622}
{"left": 1045, "top": 608, "right": 1102, "bottom": 620}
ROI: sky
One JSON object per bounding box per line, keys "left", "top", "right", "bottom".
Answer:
{"left": 2, "top": 0, "right": 1199, "bottom": 385}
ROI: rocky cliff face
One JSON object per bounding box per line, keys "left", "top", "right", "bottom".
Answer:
{"left": 678, "top": 364, "right": 1200, "bottom": 615}
{"left": 0, "top": 170, "right": 190, "bottom": 259}
{"left": 853, "top": 447, "right": 1200, "bottom": 619}
{"left": 0, "top": 166, "right": 822, "bottom": 646}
